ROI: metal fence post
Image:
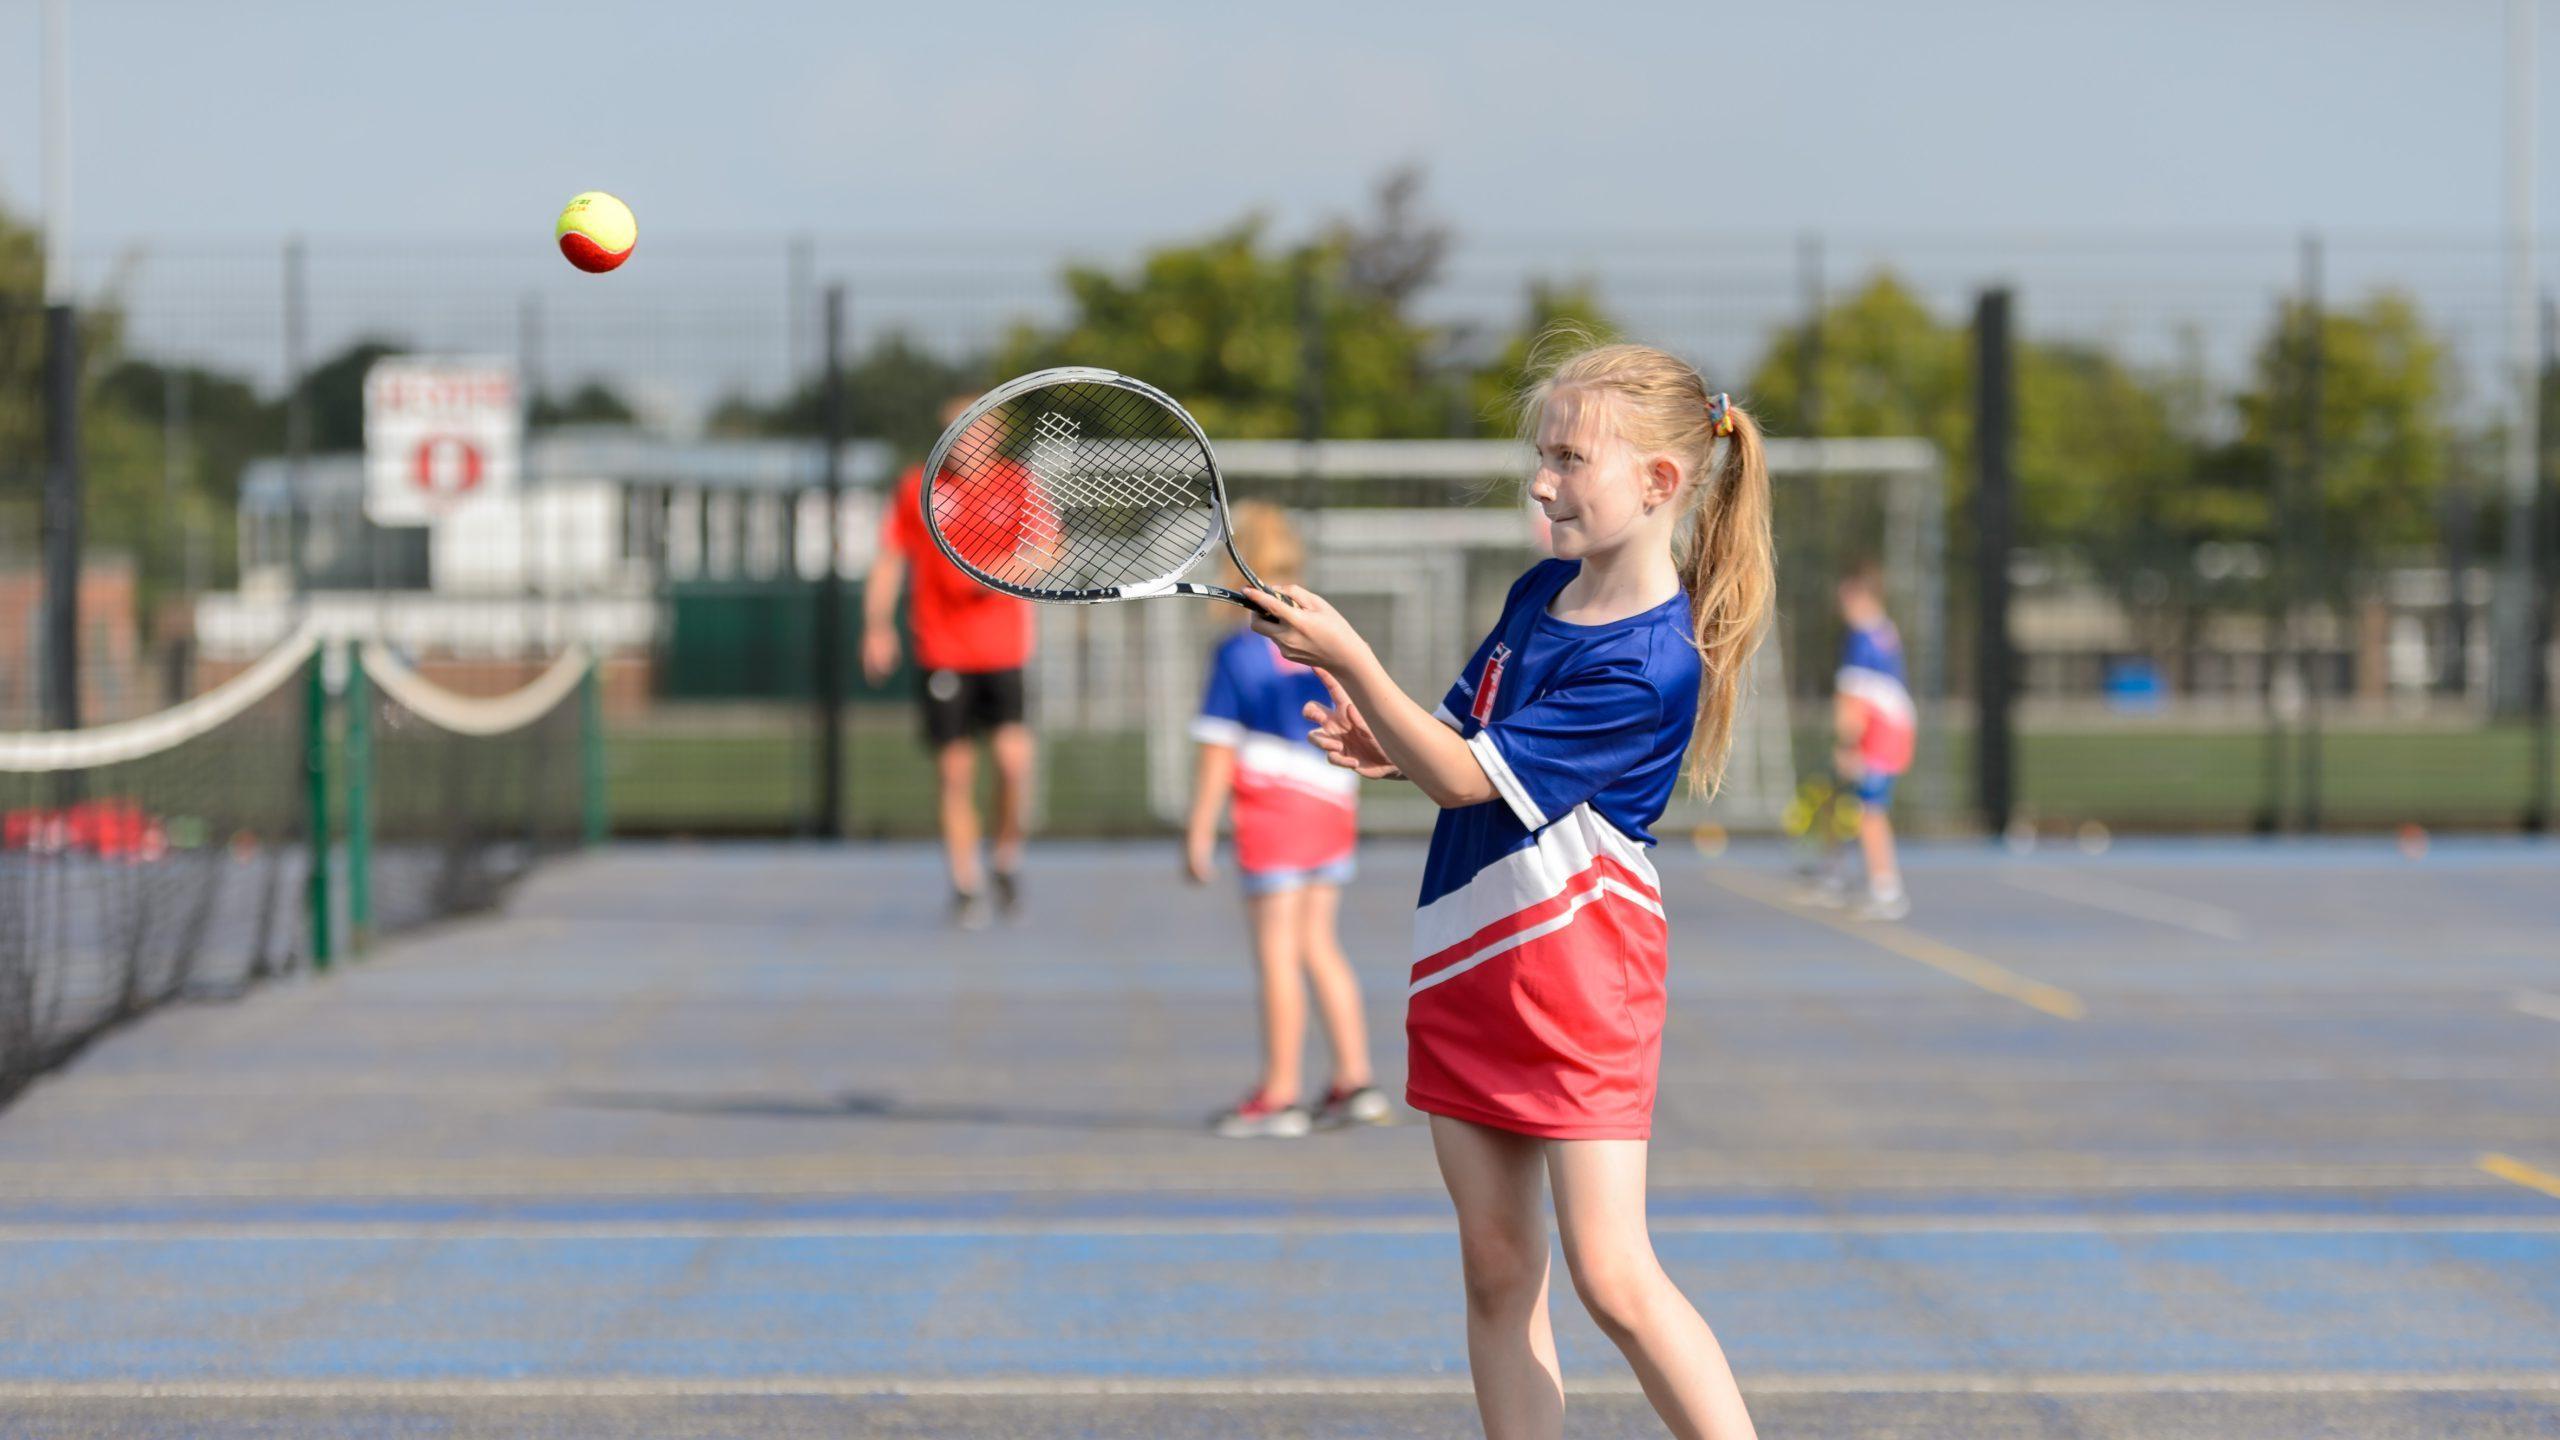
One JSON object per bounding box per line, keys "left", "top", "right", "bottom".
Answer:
{"left": 815, "top": 284, "right": 847, "bottom": 840}
{"left": 1972, "top": 289, "right": 2016, "bottom": 838}
{"left": 41, "top": 303, "right": 81, "bottom": 735}
{"left": 2530, "top": 296, "right": 2557, "bottom": 833}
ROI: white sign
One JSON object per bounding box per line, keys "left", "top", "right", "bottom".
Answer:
{"left": 363, "top": 359, "right": 521, "bottom": 524}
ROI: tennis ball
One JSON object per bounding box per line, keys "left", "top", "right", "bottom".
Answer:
{"left": 556, "top": 191, "right": 636, "bottom": 273}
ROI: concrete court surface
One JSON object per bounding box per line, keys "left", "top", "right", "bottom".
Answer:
{"left": 0, "top": 838, "right": 2554, "bottom": 1438}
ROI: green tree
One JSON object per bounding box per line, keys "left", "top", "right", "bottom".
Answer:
{"left": 996, "top": 217, "right": 1455, "bottom": 440}
{"left": 2238, "top": 290, "right": 2453, "bottom": 582}
{"left": 531, "top": 380, "right": 638, "bottom": 428}
{"left": 299, "top": 338, "right": 409, "bottom": 451}
{"left": 0, "top": 200, "right": 220, "bottom": 616}
{"left": 1750, "top": 270, "right": 2198, "bottom": 547}
{"left": 1465, "top": 281, "right": 1617, "bottom": 434}
{"left": 1750, "top": 271, "right": 2214, "bottom": 680}
{"left": 1748, "top": 273, "right": 1970, "bottom": 473}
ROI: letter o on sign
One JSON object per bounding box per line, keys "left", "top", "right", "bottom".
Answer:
{"left": 410, "top": 436, "right": 485, "bottom": 502}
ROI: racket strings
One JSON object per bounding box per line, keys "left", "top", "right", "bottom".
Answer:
{"left": 930, "top": 381, "right": 1219, "bottom": 596}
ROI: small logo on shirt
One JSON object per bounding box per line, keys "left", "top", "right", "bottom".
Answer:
{"left": 1470, "top": 643, "right": 1511, "bottom": 724}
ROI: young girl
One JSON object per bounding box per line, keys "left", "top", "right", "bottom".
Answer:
{"left": 1830, "top": 561, "right": 1915, "bottom": 919}
{"left": 1186, "top": 502, "right": 1392, "bottom": 1139}
{"left": 1248, "top": 340, "right": 1768, "bottom": 1438}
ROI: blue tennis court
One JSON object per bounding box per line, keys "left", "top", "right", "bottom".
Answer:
{"left": 0, "top": 839, "right": 2553, "bottom": 1437}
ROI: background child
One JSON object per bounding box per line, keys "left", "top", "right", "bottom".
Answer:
{"left": 1246, "top": 340, "right": 1768, "bottom": 1439}
{"left": 1184, "top": 502, "right": 1390, "bottom": 1139}
{"left": 1831, "top": 561, "right": 1915, "bottom": 919}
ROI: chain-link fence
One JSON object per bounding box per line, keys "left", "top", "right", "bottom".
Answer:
{"left": 8, "top": 232, "right": 2555, "bottom": 835}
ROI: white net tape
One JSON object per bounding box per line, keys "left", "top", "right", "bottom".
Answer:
{"left": 0, "top": 629, "right": 593, "bottom": 772}
{"left": 0, "top": 626, "right": 322, "bottom": 773}
{"left": 362, "top": 643, "right": 591, "bottom": 737}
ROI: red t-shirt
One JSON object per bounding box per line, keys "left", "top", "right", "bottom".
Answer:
{"left": 882, "top": 463, "right": 1039, "bottom": 674}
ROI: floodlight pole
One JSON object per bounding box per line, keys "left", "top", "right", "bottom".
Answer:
{"left": 2297, "top": 234, "right": 2325, "bottom": 833}
{"left": 284, "top": 238, "right": 311, "bottom": 598}
{"left": 40, "top": 0, "right": 69, "bottom": 304}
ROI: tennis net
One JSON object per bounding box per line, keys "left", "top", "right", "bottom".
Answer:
{"left": 354, "top": 643, "right": 593, "bottom": 942}
{"left": 0, "top": 628, "right": 321, "bottom": 1099}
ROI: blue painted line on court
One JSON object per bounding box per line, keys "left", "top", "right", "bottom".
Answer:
{"left": 3, "top": 1230, "right": 2555, "bottom": 1381}
{"left": 0, "top": 1186, "right": 2551, "bottom": 1229}
{"left": 1888, "top": 836, "right": 2560, "bottom": 869}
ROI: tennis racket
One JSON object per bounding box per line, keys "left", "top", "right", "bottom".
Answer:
{"left": 919, "top": 367, "right": 1286, "bottom": 615}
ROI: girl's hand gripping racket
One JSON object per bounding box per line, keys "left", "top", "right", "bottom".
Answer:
{"left": 919, "top": 367, "right": 1291, "bottom": 617}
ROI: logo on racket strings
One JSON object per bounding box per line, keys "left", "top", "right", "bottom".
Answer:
{"left": 1028, "top": 411, "right": 1203, "bottom": 510}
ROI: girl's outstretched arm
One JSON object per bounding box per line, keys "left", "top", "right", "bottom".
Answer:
{"left": 1249, "top": 585, "right": 1496, "bottom": 811}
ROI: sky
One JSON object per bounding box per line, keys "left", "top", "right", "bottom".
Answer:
{"left": 4, "top": 0, "right": 2557, "bottom": 411}
{"left": 2, "top": 0, "right": 2555, "bottom": 246}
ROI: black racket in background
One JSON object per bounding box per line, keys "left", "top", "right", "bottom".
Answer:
{"left": 920, "top": 367, "right": 1287, "bottom": 615}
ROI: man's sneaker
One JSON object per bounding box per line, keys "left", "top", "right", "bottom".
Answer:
{"left": 1853, "top": 887, "right": 1911, "bottom": 921}
{"left": 950, "top": 889, "right": 992, "bottom": 931}
{"left": 1212, "top": 1092, "right": 1311, "bottom": 1139}
{"left": 991, "top": 868, "right": 1021, "bottom": 922}
{"left": 1316, "top": 1084, "right": 1394, "bottom": 1130}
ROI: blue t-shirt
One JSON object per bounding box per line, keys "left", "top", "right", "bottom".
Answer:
{"left": 1191, "top": 629, "right": 1335, "bottom": 749}
{"left": 1837, "top": 617, "right": 1915, "bottom": 774}
{"left": 1191, "top": 628, "right": 1358, "bottom": 871}
{"left": 1421, "top": 560, "right": 1702, "bottom": 911}
{"left": 1840, "top": 620, "right": 1906, "bottom": 690}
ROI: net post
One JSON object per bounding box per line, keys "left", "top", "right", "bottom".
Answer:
{"left": 346, "top": 648, "right": 372, "bottom": 956}
{"left": 814, "top": 284, "right": 847, "bottom": 840}
{"left": 582, "top": 651, "right": 609, "bottom": 847}
{"left": 304, "top": 644, "right": 334, "bottom": 972}
{"left": 1971, "top": 289, "right": 2017, "bottom": 839}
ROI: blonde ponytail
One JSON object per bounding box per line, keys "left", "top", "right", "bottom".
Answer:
{"left": 1677, "top": 401, "right": 1773, "bottom": 797}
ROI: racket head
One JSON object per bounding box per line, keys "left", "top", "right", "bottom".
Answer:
{"left": 920, "top": 367, "right": 1253, "bottom": 604}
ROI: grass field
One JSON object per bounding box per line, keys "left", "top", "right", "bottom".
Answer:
{"left": 606, "top": 710, "right": 2557, "bottom": 836}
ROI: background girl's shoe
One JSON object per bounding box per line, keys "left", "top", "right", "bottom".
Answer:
{"left": 1212, "top": 1092, "right": 1311, "bottom": 1139}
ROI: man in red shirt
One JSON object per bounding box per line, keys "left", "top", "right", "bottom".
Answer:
{"left": 863, "top": 393, "right": 1042, "bottom": 929}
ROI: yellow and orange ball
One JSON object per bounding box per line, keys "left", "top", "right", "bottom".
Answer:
{"left": 555, "top": 191, "right": 636, "bottom": 274}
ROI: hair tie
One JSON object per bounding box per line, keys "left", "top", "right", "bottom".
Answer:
{"left": 1705, "top": 391, "right": 1736, "bottom": 437}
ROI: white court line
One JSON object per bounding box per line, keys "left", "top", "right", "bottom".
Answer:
{"left": 1, "top": 1372, "right": 2556, "bottom": 1401}
{"left": 1996, "top": 868, "right": 2247, "bottom": 940}
{"left": 2513, "top": 990, "right": 2560, "bottom": 1023}
{"left": 0, "top": 1215, "right": 2554, "bottom": 1243}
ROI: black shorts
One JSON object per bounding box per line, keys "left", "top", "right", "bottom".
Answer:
{"left": 920, "top": 667, "right": 1028, "bottom": 747}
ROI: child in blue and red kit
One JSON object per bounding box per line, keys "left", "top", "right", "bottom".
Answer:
{"left": 1248, "top": 340, "right": 1768, "bottom": 1438}
{"left": 1830, "top": 561, "right": 1915, "bottom": 918}
{"left": 1184, "top": 503, "right": 1391, "bottom": 1140}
